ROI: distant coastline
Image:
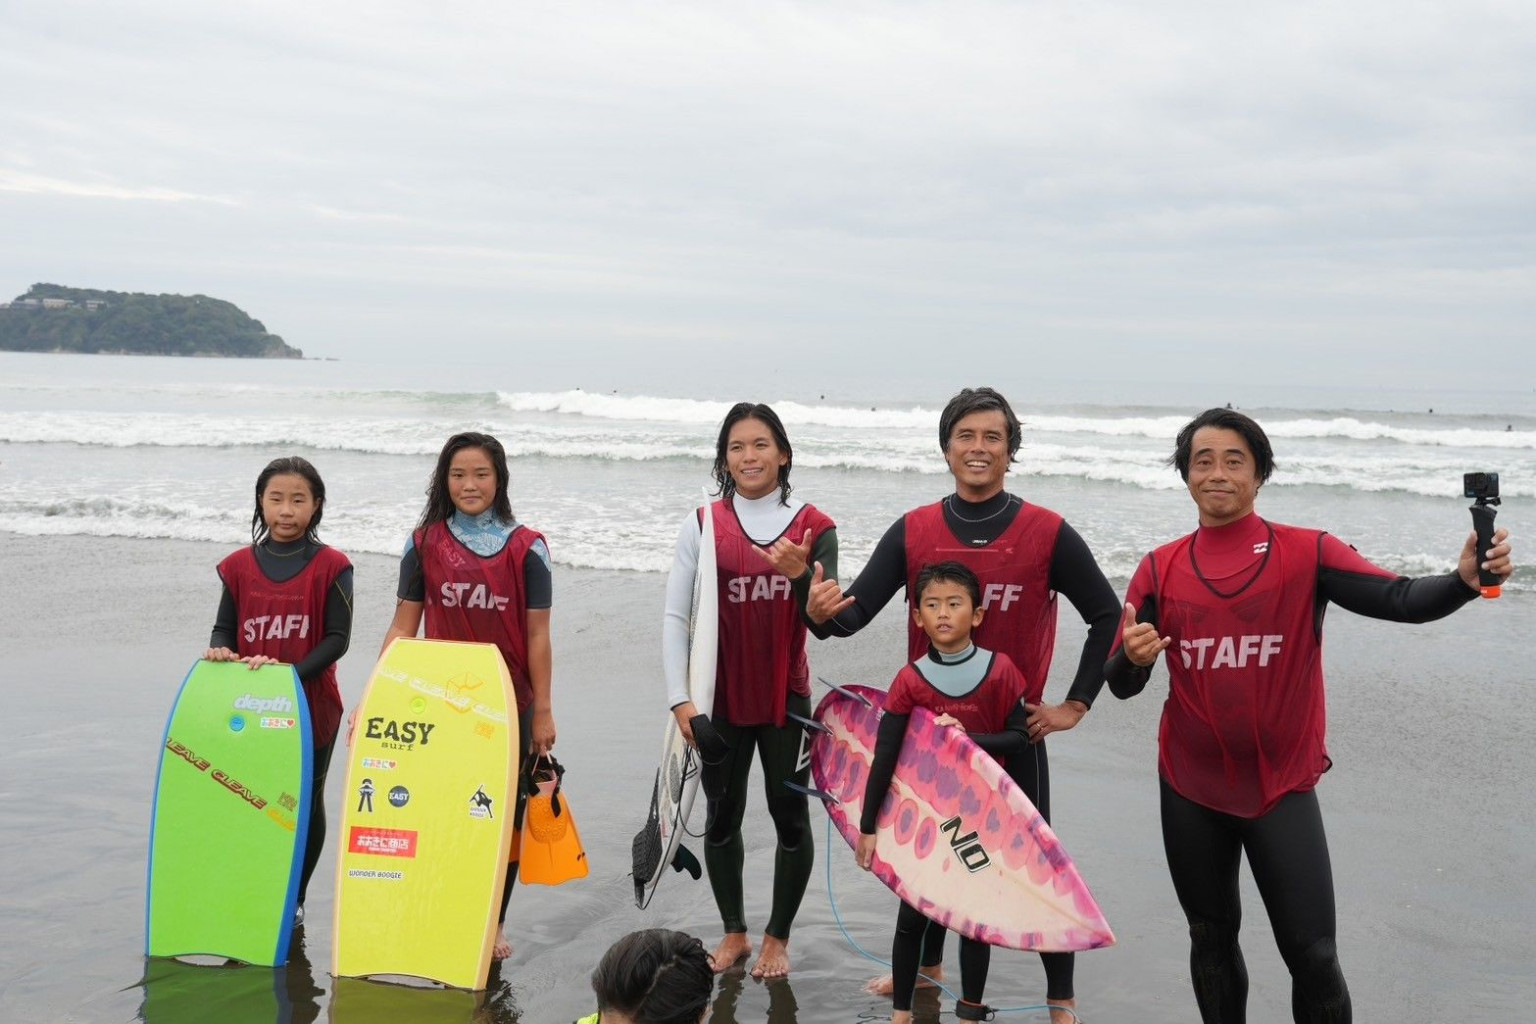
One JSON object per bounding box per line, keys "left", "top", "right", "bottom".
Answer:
{"left": 0, "top": 283, "right": 302, "bottom": 358}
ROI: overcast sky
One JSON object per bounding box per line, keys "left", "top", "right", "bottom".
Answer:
{"left": 2, "top": 1, "right": 1532, "bottom": 389}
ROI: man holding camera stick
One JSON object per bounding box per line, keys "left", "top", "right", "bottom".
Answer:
{"left": 761, "top": 387, "right": 1119, "bottom": 1023}
{"left": 1105, "top": 408, "right": 1514, "bottom": 1024}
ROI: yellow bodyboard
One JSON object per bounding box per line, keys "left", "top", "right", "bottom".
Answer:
{"left": 332, "top": 638, "right": 518, "bottom": 990}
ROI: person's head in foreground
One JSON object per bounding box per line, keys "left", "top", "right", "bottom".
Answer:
{"left": 589, "top": 928, "right": 713, "bottom": 1024}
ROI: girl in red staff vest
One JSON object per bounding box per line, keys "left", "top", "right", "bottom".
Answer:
{"left": 207, "top": 456, "right": 354, "bottom": 927}
{"left": 663, "top": 402, "right": 837, "bottom": 980}
{"left": 379, "top": 431, "right": 556, "bottom": 962}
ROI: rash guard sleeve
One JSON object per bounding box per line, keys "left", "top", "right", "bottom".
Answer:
{"left": 524, "top": 538, "right": 553, "bottom": 610}
{"left": 1050, "top": 521, "right": 1121, "bottom": 708}
{"left": 292, "top": 568, "right": 354, "bottom": 682}
{"left": 1105, "top": 556, "right": 1159, "bottom": 700}
{"left": 969, "top": 701, "right": 1031, "bottom": 761}
{"left": 397, "top": 536, "right": 425, "bottom": 603}
{"left": 860, "top": 710, "right": 909, "bottom": 835}
{"left": 812, "top": 516, "right": 908, "bottom": 639}
{"left": 661, "top": 510, "right": 702, "bottom": 710}
{"left": 1316, "top": 534, "right": 1478, "bottom": 623}
{"left": 210, "top": 586, "right": 238, "bottom": 650}
{"left": 791, "top": 528, "right": 840, "bottom": 623}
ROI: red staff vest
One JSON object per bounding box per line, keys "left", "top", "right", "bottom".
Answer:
{"left": 711, "top": 499, "right": 835, "bottom": 727}
{"left": 1137, "top": 521, "right": 1333, "bottom": 817}
{"left": 417, "top": 521, "right": 544, "bottom": 712}
{"left": 886, "top": 649, "right": 1028, "bottom": 736}
{"left": 216, "top": 545, "right": 351, "bottom": 747}
{"left": 902, "top": 500, "right": 1061, "bottom": 702}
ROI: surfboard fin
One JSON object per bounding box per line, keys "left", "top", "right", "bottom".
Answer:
{"left": 783, "top": 780, "right": 840, "bottom": 804}
{"left": 786, "top": 711, "right": 831, "bottom": 735}
{"left": 815, "top": 676, "right": 874, "bottom": 707}
{"left": 670, "top": 844, "right": 702, "bottom": 880}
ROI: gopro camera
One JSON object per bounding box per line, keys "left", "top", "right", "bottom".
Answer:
{"left": 1463, "top": 472, "right": 1499, "bottom": 504}
{"left": 1463, "top": 471, "right": 1502, "bottom": 598}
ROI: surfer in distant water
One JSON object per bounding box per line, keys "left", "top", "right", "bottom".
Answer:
{"left": 375, "top": 431, "right": 557, "bottom": 962}
{"left": 764, "top": 386, "right": 1116, "bottom": 1021}
{"left": 1106, "top": 407, "right": 1515, "bottom": 1024}
{"left": 574, "top": 928, "right": 713, "bottom": 1024}
{"left": 857, "top": 561, "right": 1034, "bottom": 1024}
{"left": 207, "top": 456, "right": 353, "bottom": 928}
{"left": 662, "top": 402, "right": 839, "bottom": 978}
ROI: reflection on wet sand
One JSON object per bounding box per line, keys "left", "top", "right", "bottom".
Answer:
{"left": 136, "top": 926, "right": 528, "bottom": 1024}
{"left": 708, "top": 969, "right": 804, "bottom": 1024}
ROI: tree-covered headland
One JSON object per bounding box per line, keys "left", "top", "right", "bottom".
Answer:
{"left": 0, "top": 283, "right": 302, "bottom": 358}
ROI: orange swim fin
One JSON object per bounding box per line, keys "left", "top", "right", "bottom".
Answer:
{"left": 519, "top": 756, "right": 589, "bottom": 886}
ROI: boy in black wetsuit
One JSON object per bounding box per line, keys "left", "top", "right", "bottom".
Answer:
{"left": 858, "top": 561, "right": 1034, "bottom": 1024}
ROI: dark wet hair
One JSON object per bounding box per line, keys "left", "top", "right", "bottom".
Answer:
{"left": 914, "top": 560, "right": 982, "bottom": 607}
{"left": 418, "top": 431, "right": 515, "bottom": 531}
{"left": 590, "top": 929, "right": 713, "bottom": 1024}
{"left": 938, "top": 387, "right": 1022, "bottom": 462}
{"left": 712, "top": 402, "right": 793, "bottom": 505}
{"left": 1170, "top": 408, "right": 1275, "bottom": 484}
{"left": 252, "top": 456, "right": 325, "bottom": 544}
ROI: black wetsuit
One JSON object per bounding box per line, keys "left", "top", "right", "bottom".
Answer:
{"left": 1105, "top": 522, "right": 1479, "bottom": 1024}
{"left": 210, "top": 537, "right": 353, "bottom": 906}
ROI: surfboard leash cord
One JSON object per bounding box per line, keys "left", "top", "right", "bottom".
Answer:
{"left": 823, "top": 817, "right": 1084, "bottom": 1022}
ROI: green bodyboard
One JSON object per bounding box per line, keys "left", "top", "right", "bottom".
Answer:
{"left": 146, "top": 660, "right": 311, "bottom": 965}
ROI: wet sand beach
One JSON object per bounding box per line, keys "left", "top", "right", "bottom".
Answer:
{"left": 1, "top": 531, "right": 1532, "bottom": 1023}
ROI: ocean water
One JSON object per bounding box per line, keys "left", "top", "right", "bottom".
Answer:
{"left": 2, "top": 351, "right": 1531, "bottom": 586}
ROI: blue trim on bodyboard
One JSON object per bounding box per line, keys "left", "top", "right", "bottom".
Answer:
{"left": 274, "top": 662, "right": 311, "bottom": 966}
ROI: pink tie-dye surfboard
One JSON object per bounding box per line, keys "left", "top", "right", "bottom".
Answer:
{"left": 811, "top": 684, "right": 1114, "bottom": 952}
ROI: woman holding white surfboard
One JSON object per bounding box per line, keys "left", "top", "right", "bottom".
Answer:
{"left": 379, "top": 430, "right": 557, "bottom": 962}
{"left": 207, "top": 455, "right": 353, "bottom": 926}
{"left": 661, "top": 402, "right": 840, "bottom": 979}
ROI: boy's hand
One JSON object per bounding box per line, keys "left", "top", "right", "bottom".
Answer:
{"left": 932, "top": 713, "right": 965, "bottom": 732}
{"left": 856, "top": 832, "right": 877, "bottom": 871}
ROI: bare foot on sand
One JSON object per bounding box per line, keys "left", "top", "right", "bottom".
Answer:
{"left": 492, "top": 931, "right": 513, "bottom": 960}
{"left": 750, "top": 935, "right": 791, "bottom": 979}
{"left": 1049, "top": 998, "right": 1079, "bottom": 1023}
{"left": 866, "top": 965, "right": 943, "bottom": 995}
{"left": 709, "top": 932, "right": 752, "bottom": 973}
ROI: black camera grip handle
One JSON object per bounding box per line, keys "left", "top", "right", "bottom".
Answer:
{"left": 1468, "top": 502, "right": 1501, "bottom": 597}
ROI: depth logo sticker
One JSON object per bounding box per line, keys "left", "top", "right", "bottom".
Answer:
{"left": 234, "top": 694, "right": 294, "bottom": 714}
{"left": 348, "top": 826, "right": 418, "bottom": 858}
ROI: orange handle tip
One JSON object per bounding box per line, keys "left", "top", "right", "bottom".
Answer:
{"left": 1480, "top": 585, "right": 1501, "bottom": 599}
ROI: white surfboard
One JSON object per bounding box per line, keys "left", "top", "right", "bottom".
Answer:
{"left": 632, "top": 495, "right": 718, "bottom": 908}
